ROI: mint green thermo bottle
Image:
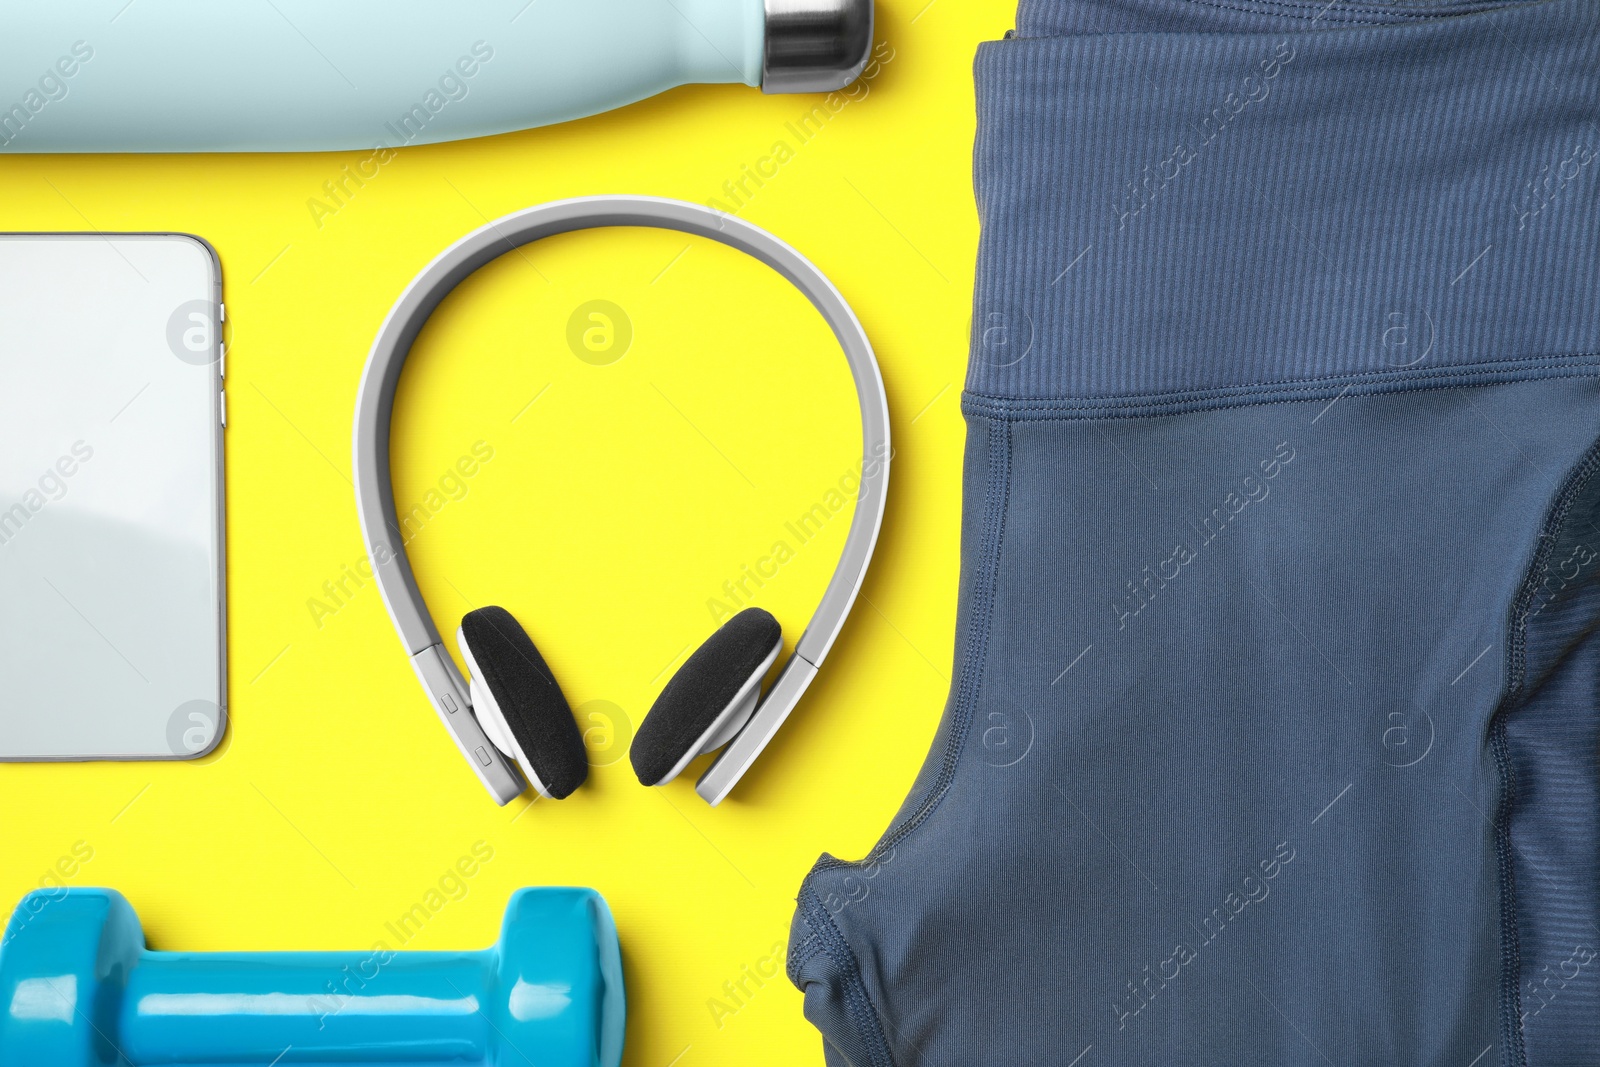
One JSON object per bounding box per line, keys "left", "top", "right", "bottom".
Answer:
{"left": 0, "top": 0, "right": 871, "bottom": 152}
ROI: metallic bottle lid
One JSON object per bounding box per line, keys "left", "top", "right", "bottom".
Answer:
{"left": 762, "top": 0, "right": 874, "bottom": 94}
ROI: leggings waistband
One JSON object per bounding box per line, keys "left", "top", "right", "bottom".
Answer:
{"left": 968, "top": 0, "right": 1600, "bottom": 401}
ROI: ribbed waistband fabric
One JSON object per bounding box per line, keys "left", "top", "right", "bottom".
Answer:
{"left": 967, "top": 0, "right": 1600, "bottom": 400}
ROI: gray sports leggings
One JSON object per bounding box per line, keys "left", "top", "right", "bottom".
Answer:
{"left": 789, "top": 2, "right": 1600, "bottom": 1064}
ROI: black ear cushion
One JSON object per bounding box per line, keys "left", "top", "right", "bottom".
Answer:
{"left": 461, "top": 606, "right": 587, "bottom": 799}
{"left": 630, "top": 607, "right": 782, "bottom": 786}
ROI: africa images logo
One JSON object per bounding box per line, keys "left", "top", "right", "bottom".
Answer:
{"left": 0, "top": 40, "right": 94, "bottom": 149}
{"left": 0, "top": 441, "right": 95, "bottom": 548}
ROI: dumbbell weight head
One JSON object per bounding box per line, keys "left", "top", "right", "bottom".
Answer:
{"left": 0, "top": 888, "right": 142, "bottom": 1066}
{"left": 0, "top": 887, "right": 624, "bottom": 1067}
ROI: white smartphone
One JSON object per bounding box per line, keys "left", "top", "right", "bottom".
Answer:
{"left": 0, "top": 233, "right": 226, "bottom": 760}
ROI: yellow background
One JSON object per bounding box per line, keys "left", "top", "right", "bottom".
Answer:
{"left": 0, "top": 3, "right": 1012, "bottom": 1062}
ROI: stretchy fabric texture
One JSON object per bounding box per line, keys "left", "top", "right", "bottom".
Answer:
{"left": 789, "top": 2, "right": 1600, "bottom": 1065}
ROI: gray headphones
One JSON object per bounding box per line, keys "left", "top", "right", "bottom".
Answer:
{"left": 353, "top": 196, "right": 889, "bottom": 806}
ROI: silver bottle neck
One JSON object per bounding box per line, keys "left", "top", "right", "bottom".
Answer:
{"left": 761, "top": 0, "right": 873, "bottom": 94}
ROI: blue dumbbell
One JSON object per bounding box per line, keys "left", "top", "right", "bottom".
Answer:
{"left": 0, "top": 887, "right": 623, "bottom": 1066}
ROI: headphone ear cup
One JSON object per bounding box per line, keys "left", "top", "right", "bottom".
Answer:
{"left": 631, "top": 607, "right": 783, "bottom": 787}
{"left": 457, "top": 606, "right": 587, "bottom": 799}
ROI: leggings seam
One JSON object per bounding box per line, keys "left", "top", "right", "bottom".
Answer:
{"left": 789, "top": 931, "right": 821, "bottom": 972}
{"left": 1018, "top": 0, "right": 1547, "bottom": 36}
{"left": 810, "top": 417, "right": 1014, "bottom": 872}
{"left": 797, "top": 886, "right": 898, "bottom": 1067}
{"left": 1162, "top": 0, "right": 1526, "bottom": 26}
{"left": 1489, "top": 436, "right": 1600, "bottom": 1067}
{"left": 791, "top": 419, "right": 1012, "bottom": 1065}
{"left": 964, "top": 353, "right": 1600, "bottom": 421}
{"left": 1491, "top": 719, "right": 1527, "bottom": 1067}
{"left": 1163, "top": 0, "right": 1390, "bottom": 26}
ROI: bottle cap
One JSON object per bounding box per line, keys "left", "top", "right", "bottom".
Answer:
{"left": 762, "top": 0, "right": 873, "bottom": 94}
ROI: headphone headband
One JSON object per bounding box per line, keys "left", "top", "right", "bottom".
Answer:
{"left": 353, "top": 196, "right": 890, "bottom": 805}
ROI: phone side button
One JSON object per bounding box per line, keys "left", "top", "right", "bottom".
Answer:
{"left": 219, "top": 389, "right": 227, "bottom": 428}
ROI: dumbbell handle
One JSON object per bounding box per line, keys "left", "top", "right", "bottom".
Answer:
{"left": 0, "top": 887, "right": 624, "bottom": 1067}
{"left": 121, "top": 950, "right": 494, "bottom": 1063}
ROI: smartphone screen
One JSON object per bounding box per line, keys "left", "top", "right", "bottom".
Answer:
{"left": 0, "top": 233, "right": 225, "bottom": 759}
